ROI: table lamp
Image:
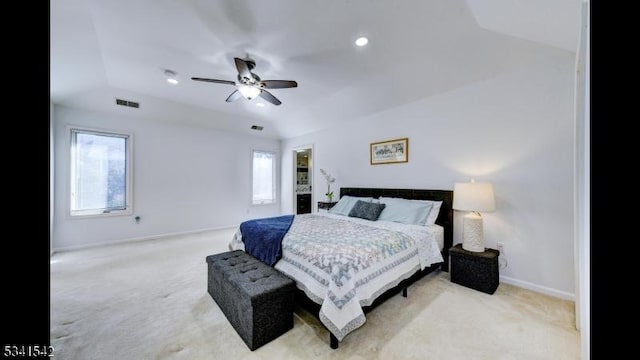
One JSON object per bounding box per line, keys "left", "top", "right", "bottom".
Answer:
{"left": 453, "top": 180, "right": 495, "bottom": 252}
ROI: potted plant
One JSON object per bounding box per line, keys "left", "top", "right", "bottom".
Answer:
{"left": 320, "top": 168, "right": 336, "bottom": 202}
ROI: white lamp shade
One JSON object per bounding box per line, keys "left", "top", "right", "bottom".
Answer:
{"left": 238, "top": 84, "right": 261, "bottom": 100}
{"left": 453, "top": 182, "right": 495, "bottom": 212}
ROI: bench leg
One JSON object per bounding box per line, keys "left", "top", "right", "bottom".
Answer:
{"left": 330, "top": 333, "right": 339, "bottom": 349}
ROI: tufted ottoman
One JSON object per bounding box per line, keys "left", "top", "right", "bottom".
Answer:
{"left": 205, "top": 250, "right": 295, "bottom": 350}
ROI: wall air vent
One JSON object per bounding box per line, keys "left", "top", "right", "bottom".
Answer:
{"left": 251, "top": 125, "right": 264, "bottom": 131}
{"left": 115, "top": 98, "right": 140, "bottom": 108}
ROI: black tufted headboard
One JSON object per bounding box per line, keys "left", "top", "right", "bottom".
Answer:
{"left": 340, "top": 187, "right": 453, "bottom": 271}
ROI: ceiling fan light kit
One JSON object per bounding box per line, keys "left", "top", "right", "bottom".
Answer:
{"left": 238, "top": 84, "right": 261, "bottom": 100}
{"left": 192, "top": 57, "right": 297, "bottom": 106}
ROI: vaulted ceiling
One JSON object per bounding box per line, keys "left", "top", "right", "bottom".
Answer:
{"left": 51, "top": 0, "right": 581, "bottom": 139}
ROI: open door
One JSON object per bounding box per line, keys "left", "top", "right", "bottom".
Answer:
{"left": 293, "top": 147, "right": 313, "bottom": 214}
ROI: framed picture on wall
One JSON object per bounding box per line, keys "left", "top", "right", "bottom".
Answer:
{"left": 370, "top": 137, "right": 409, "bottom": 165}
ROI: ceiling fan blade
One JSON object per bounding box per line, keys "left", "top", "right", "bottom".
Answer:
{"left": 191, "top": 77, "right": 235, "bottom": 85}
{"left": 234, "top": 58, "right": 253, "bottom": 81}
{"left": 260, "top": 80, "right": 298, "bottom": 89}
{"left": 258, "top": 90, "right": 282, "bottom": 106}
{"left": 225, "top": 90, "right": 243, "bottom": 103}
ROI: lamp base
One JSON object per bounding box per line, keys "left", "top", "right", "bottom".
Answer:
{"left": 462, "top": 212, "right": 484, "bottom": 252}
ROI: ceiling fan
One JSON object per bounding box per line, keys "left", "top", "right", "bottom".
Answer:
{"left": 192, "top": 58, "right": 298, "bottom": 106}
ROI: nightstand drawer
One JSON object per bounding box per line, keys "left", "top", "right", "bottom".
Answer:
{"left": 450, "top": 244, "right": 499, "bottom": 294}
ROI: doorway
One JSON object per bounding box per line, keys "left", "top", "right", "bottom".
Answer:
{"left": 293, "top": 146, "right": 313, "bottom": 214}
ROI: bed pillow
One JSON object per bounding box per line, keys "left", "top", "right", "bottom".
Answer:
{"left": 348, "top": 200, "right": 386, "bottom": 221}
{"left": 377, "top": 197, "right": 434, "bottom": 226}
{"left": 328, "top": 195, "right": 377, "bottom": 216}
{"left": 425, "top": 200, "right": 443, "bottom": 225}
{"left": 379, "top": 197, "right": 442, "bottom": 225}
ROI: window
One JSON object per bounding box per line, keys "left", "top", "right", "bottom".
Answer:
{"left": 252, "top": 150, "right": 276, "bottom": 205}
{"left": 70, "top": 128, "right": 132, "bottom": 216}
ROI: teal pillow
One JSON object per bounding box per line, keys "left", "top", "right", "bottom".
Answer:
{"left": 328, "top": 196, "right": 376, "bottom": 216}
{"left": 348, "top": 200, "right": 386, "bottom": 221}
{"left": 378, "top": 198, "right": 434, "bottom": 225}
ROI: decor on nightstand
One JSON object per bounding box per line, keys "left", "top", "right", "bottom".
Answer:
{"left": 319, "top": 168, "right": 336, "bottom": 202}
{"left": 453, "top": 180, "right": 495, "bottom": 252}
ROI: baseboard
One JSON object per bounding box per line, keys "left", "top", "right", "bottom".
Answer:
{"left": 500, "top": 275, "right": 574, "bottom": 301}
{"left": 52, "top": 225, "right": 237, "bottom": 253}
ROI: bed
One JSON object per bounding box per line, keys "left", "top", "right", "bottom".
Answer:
{"left": 229, "top": 187, "right": 453, "bottom": 349}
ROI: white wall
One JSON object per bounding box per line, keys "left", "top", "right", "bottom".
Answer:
{"left": 576, "top": 1, "right": 590, "bottom": 358}
{"left": 53, "top": 105, "right": 281, "bottom": 250}
{"left": 50, "top": 101, "right": 55, "bottom": 255}
{"left": 282, "top": 53, "right": 576, "bottom": 297}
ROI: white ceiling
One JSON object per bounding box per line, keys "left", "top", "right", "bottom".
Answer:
{"left": 51, "top": 0, "right": 581, "bottom": 139}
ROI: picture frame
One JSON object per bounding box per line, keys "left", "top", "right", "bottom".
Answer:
{"left": 370, "top": 137, "right": 409, "bottom": 165}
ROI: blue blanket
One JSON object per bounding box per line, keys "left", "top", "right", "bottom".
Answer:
{"left": 240, "top": 215, "right": 295, "bottom": 266}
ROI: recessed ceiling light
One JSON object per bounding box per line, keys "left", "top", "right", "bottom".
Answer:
{"left": 355, "top": 36, "right": 369, "bottom": 47}
{"left": 256, "top": 102, "right": 265, "bottom": 107}
{"left": 164, "top": 69, "right": 179, "bottom": 85}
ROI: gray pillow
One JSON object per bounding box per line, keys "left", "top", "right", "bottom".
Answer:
{"left": 348, "top": 200, "right": 386, "bottom": 221}
{"left": 329, "top": 195, "right": 377, "bottom": 216}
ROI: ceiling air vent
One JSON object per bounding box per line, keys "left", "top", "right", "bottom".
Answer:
{"left": 251, "top": 125, "right": 264, "bottom": 131}
{"left": 115, "top": 98, "right": 139, "bottom": 108}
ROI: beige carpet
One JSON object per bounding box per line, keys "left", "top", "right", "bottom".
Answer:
{"left": 50, "top": 229, "right": 579, "bottom": 359}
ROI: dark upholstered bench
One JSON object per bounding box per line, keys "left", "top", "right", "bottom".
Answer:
{"left": 205, "top": 250, "right": 295, "bottom": 351}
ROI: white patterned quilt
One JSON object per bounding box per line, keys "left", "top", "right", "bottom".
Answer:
{"left": 270, "top": 213, "right": 444, "bottom": 341}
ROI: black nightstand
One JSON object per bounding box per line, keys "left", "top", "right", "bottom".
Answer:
{"left": 317, "top": 201, "right": 337, "bottom": 212}
{"left": 449, "top": 244, "right": 500, "bottom": 294}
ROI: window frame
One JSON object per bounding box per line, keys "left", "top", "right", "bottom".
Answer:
{"left": 68, "top": 126, "right": 133, "bottom": 218}
{"left": 251, "top": 149, "right": 277, "bottom": 206}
